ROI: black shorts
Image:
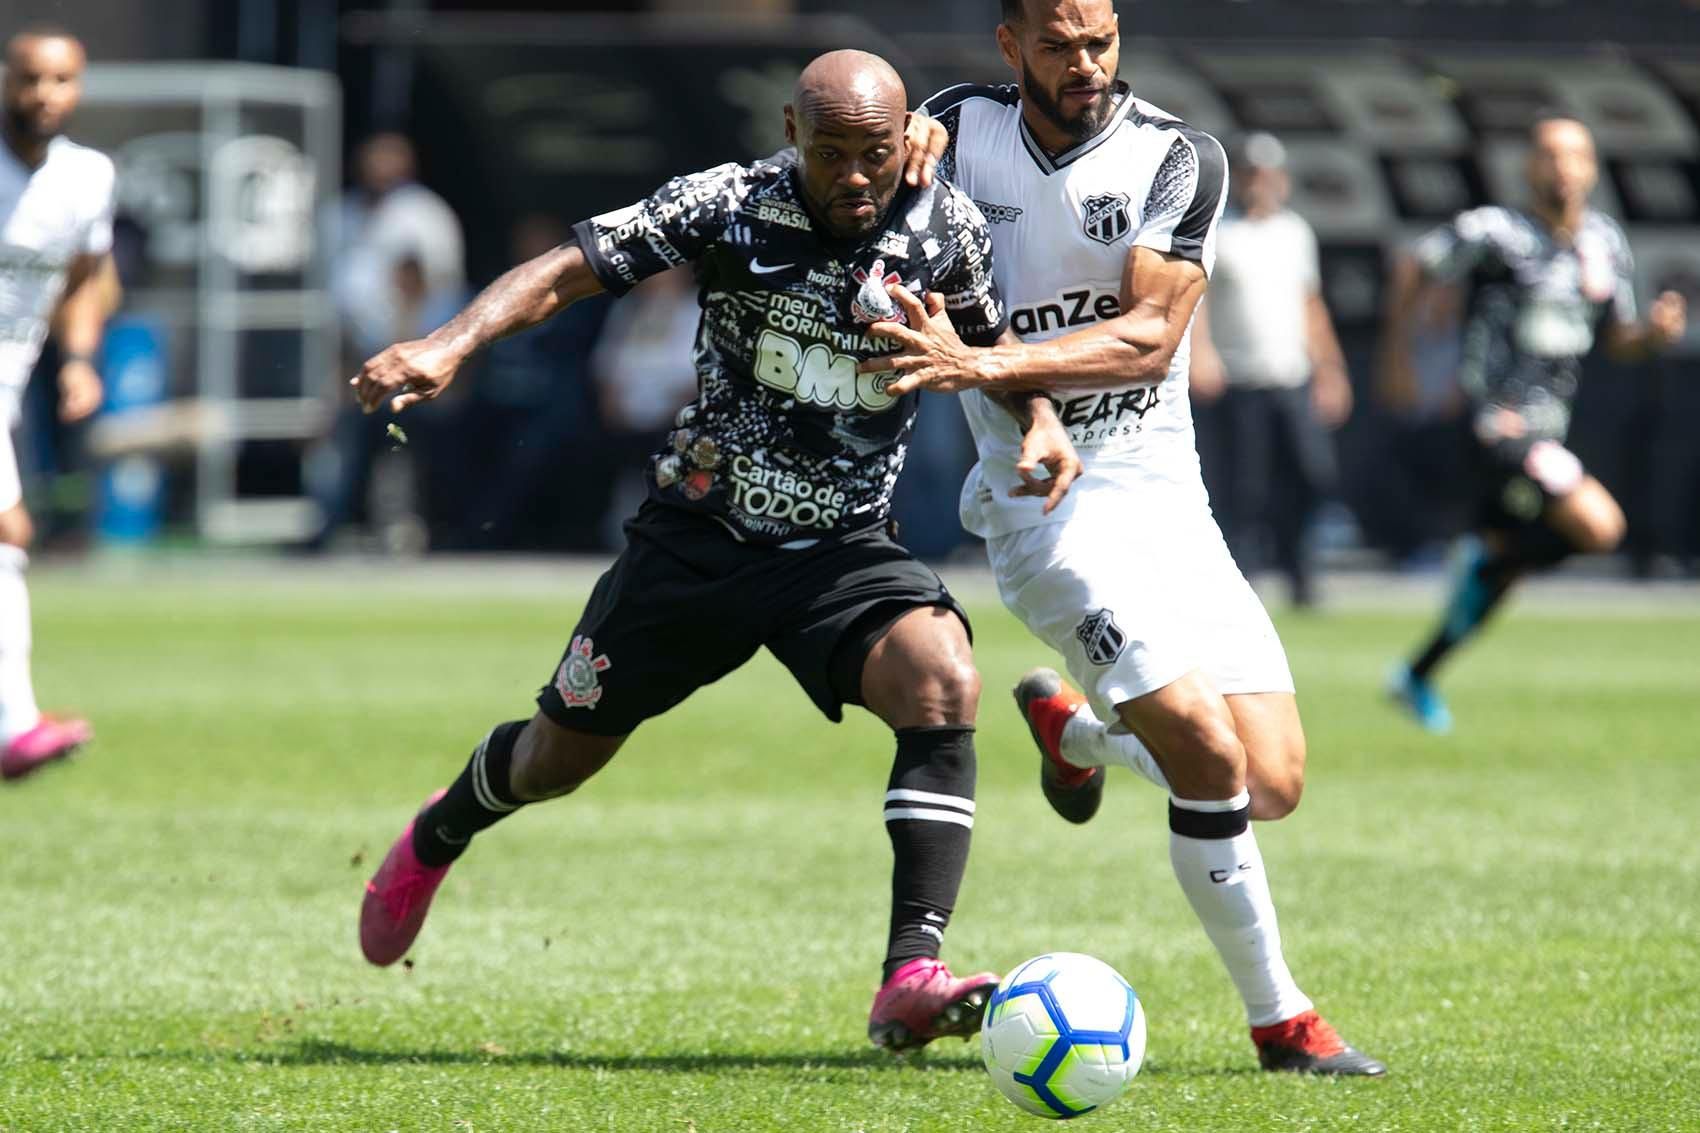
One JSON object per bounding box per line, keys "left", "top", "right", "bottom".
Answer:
{"left": 1471, "top": 425, "right": 1588, "bottom": 532}
{"left": 536, "top": 502, "right": 970, "bottom": 736}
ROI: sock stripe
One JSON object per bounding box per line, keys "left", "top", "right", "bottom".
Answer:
{"left": 470, "top": 731, "right": 518, "bottom": 814}
{"left": 883, "top": 788, "right": 976, "bottom": 814}
{"left": 882, "top": 806, "right": 975, "bottom": 828}
{"left": 1168, "top": 799, "right": 1250, "bottom": 839}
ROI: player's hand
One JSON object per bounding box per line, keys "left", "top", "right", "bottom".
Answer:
{"left": 1475, "top": 405, "right": 1527, "bottom": 442}
{"left": 902, "top": 111, "right": 949, "bottom": 188}
{"left": 350, "top": 336, "right": 465, "bottom": 414}
{"left": 1189, "top": 349, "right": 1226, "bottom": 404}
{"left": 860, "top": 285, "right": 983, "bottom": 396}
{"left": 1311, "top": 365, "right": 1353, "bottom": 429}
{"left": 1648, "top": 290, "right": 1687, "bottom": 349}
{"left": 57, "top": 358, "right": 104, "bottom": 423}
{"left": 1012, "top": 401, "right": 1082, "bottom": 515}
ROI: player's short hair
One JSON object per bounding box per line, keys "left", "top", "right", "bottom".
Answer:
{"left": 1000, "top": 0, "right": 1027, "bottom": 24}
{"left": 1528, "top": 107, "right": 1588, "bottom": 141}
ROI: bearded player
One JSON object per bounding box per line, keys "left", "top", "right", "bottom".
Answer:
{"left": 0, "top": 25, "right": 117, "bottom": 781}
{"left": 1383, "top": 114, "right": 1686, "bottom": 733}
{"left": 873, "top": 0, "right": 1384, "bottom": 1074}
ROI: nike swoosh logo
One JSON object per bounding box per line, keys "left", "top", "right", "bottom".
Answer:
{"left": 750, "top": 259, "right": 794, "bottom": 275}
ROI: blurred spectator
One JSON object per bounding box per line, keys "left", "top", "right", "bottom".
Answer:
{"left": 1192, "top": 133, "right": 1351, "bottom": 607}
{"left": 1365, "top": 278, "right": 1474, "bottom": 565}
{"left": 450, "top": 213, "right": 612, "bottom": 551}
{"left": 588, "top": 265, "right": 699, "bottom": 548}
{"left": 307, "top": 133, "right": 465, "bottom": 552}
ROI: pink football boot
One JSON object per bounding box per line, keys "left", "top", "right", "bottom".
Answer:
{"left": 1, "top": 716, "right": 92, "bottom": 782}
{"left": 359, "top": 789, "right": 451, "bottom": 966}
{"left": 868, "top": 957, "right": 1001, "bottom": 1052}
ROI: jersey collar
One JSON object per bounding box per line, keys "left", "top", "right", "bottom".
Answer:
{"left": 1017, "top": 81, "right": 1136, "bottom": 176}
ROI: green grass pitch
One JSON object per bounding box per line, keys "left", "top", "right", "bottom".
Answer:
{"left": 2, "top": 571, "right": 1697, "bottom": 1131}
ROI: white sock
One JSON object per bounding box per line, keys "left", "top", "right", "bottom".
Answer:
{"left": 0, "top": 545, "right": 41, "bottom": 743}
{"left": 1061, "top": 705, "right": 1170, "bottom": 790}
{"left": 1168, "top": 790, "right": 1313, "bottom": 1028}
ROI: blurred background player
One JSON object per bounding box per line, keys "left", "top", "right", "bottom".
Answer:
{"left": 0, "top": 25, "right": 117, "bottom": 781}
{"left": 1191, "top": 132, "right": 1352, "bottom": 609}
{"left": 889, "top": 0, "right": 1382, "bottom": 1075}
{"left": 1384, "top": 114, "right": 1687, "bottom": 733}
{"left": 352, "top": 50, "right": 1079, "bottom": 1053}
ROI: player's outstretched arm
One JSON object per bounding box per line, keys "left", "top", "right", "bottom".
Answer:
{"left": 352, "top": 241, "right": 605, "bottom": 414}
{"left": 1604, "top": 290, "right": 1687, "bottom": 362}
{"left": 863, "top": 248, "right": 1207, "bottom": 395}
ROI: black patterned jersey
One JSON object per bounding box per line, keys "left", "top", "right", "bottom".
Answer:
{"left": 572, "top": 156, "right": 1006, "bottom": 544}
{"left": 1414, "top": 206, "right": 1637, "bottom": 441}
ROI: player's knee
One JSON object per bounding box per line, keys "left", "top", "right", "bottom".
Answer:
{"left": 900, "top": 657, "right": 980, "bottom": 726}
{"left": 1249, "top": 734, "right": 1306, "bottom": 820}
{"left": 1579, "top": 509, "right": 1626, "bottom": 554}
{"left": 0, "top": 507, "right": 34, "bottom": 550}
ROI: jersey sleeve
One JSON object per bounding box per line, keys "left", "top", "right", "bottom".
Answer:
{"left": 1411, "top": 207, "right": 1500, "bottom": 283}
{"left": 1607, "top": 223, "right": 1638, "bottom": 325}
{"left": 81, "top": 155, "right": 117, "bottom": 257}
{"left": 933, "top": 190, "right": 1007, "bottom": 347}
{"left": 571, "top": 162, "right": 753, "bottom": 296}
{"left": 1132, "top": 129, "right": 1229, "bottom": 274}
{"left": 1295, "top": 215, "right": 1321, "bottom": 291}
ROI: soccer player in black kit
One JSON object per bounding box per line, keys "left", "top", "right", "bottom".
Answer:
{"left": 1383, "top": 114, "right": 1687, "bottom": 732}
{"left": 352, "top": 50, "right": 1080, "bottom": 1052}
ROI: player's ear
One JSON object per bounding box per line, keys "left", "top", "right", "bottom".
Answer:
{"left": 783, "top": 105, "right": 797, "bottom": 147}
{"left": 996, "top": 23, "right": 1021, "bottom": 75}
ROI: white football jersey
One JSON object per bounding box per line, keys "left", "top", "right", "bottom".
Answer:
{"left": 0, "top": 136, "right": 117, "bottom": 417}
{"left": 921, "top": 83, "right": 1228, "bottom": 537}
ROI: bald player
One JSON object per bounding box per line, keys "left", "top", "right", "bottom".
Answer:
{"left": 0, "top": 24, "right": 117, "bottom": 781}
{"left": 354, "top": 50, "right": 1078, "bottom": 1051}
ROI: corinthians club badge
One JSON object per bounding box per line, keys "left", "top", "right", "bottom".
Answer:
{"left": 852, "top": 258, "right": 906, "bottom": 325}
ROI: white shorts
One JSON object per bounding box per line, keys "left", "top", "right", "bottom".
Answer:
{"left": 0, "top": 425, "right": 19, "bottom": 513}
{"left": 986, "top": 495, "right": 1295, "bottom": 723}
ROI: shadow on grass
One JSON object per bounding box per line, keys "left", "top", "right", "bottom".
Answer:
{"left": 33, "top": 1040, "right": 1263, "bottom": 1079}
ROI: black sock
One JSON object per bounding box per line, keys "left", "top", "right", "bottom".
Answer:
{"left": 881, "top": 725, "right": 977, "bottom": 982}
{"left": 412, "top": 720, "right": 529, "bottom": 867}
{"left": 1410, "top": 524, "right": 1575, "bottom": 681}
{"left": 1410, "top": 555, "right": 1517, "bottom": 680}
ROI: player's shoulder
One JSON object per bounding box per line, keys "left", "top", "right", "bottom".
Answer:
{"left": 45, "top": 136, "right": 116, "bottom": 185}
{"left": 1581, "top": 208, "right": 1630, "bottom": 248}
{"left": 920, "top": 82, "right": 1021, "bottom": 119}
{"left": 1118, "top": 96, "right": 1225, "bottom": 166}
{"left": 1453, "top": 204, "right": 1524, "bottom": 243}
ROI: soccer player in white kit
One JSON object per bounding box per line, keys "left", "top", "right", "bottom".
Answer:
{"left": 868, "top": 0, "right": 1384, "bottom": 1074}
{"left": 0, "top": 25, "right": 116, "bottom": 781}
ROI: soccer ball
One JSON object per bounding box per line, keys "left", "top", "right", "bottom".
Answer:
{"left": 980, "top": 952, "right": 1146, "bottom": 1119}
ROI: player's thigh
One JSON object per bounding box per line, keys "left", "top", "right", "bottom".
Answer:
{"left": 986, "top": 512, "right": 1203, "bottom": 727}
{"left": 858, "top": 604, "right": 978, "bottom": 729}
{"left": 1112, "top": 670, "right": 1246, "bottom": 800}
{"left": 1546, "top": 475, "right": 1625, "bottom": 553}
{"left": 765, "top": 525, "right": 976, "bottom": 730}
{"left": 1225, "top": 691, "right": 1306, "bottom": 820}
{"left": 535, "top": 505, "right": 765, "bottom": 739}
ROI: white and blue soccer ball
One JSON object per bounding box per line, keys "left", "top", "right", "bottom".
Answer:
{"left": 980, "top": 952, "right": 1146, "bottom": 1119}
